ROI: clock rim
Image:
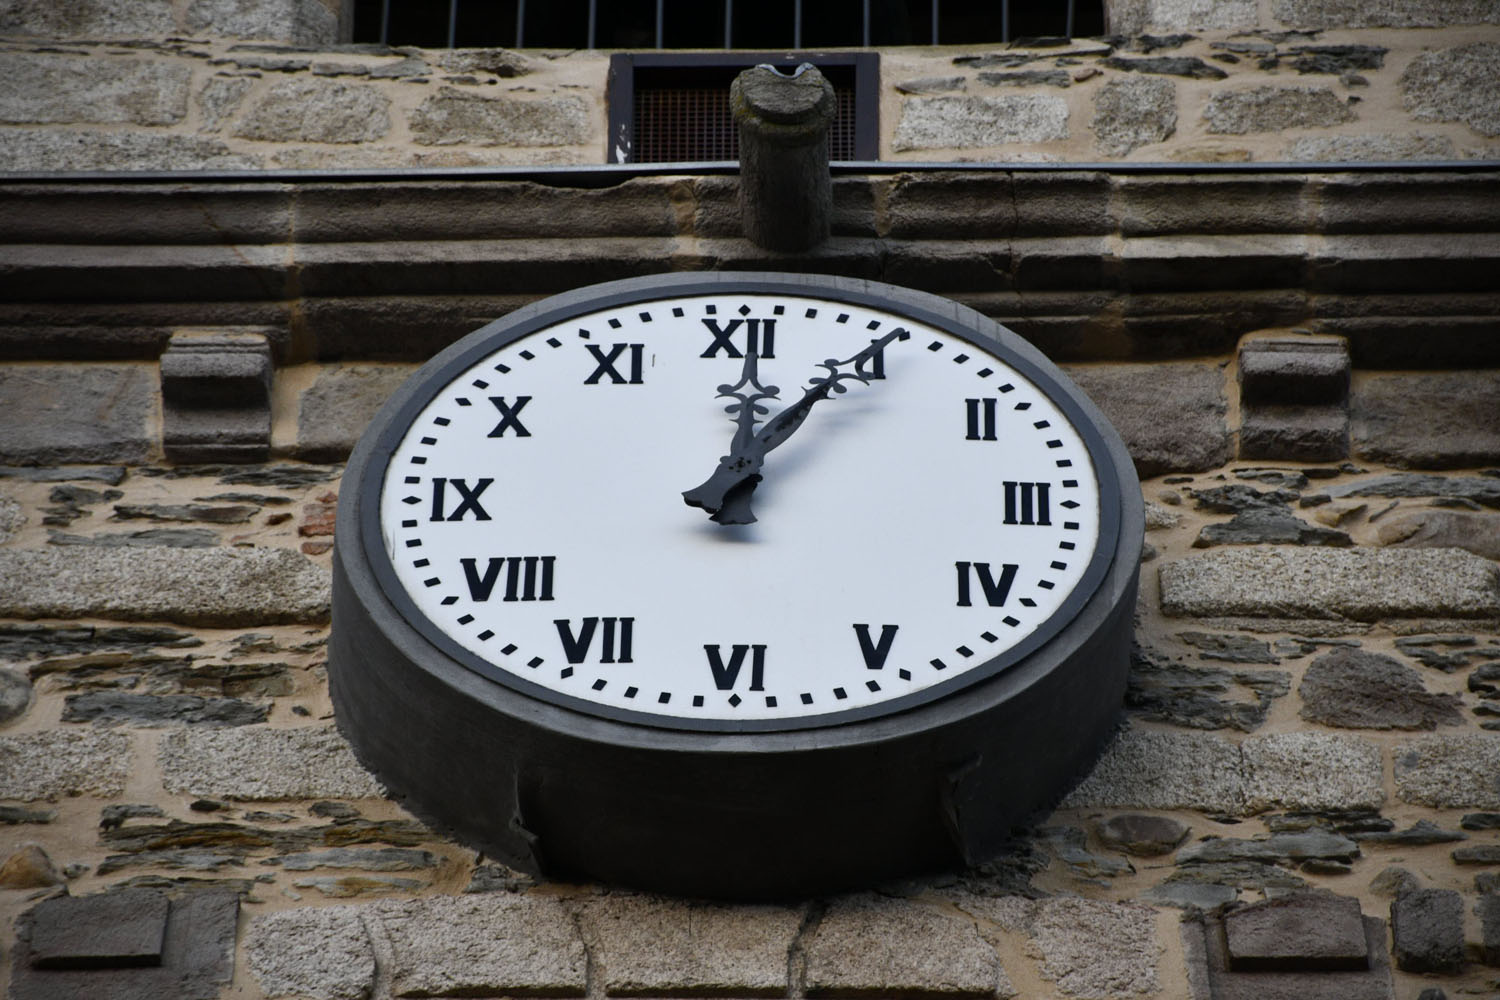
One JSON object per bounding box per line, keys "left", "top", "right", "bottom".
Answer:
{"left": 346, "top": 272, "right": 1129, "bottom": 735}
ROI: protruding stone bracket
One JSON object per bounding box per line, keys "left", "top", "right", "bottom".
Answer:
{"left": 732, "top": 63, "right": 836, "bottom": 252}
{"left": 1182, "top": 892, "right": 1394, "bottom": 999}
{"left": 1236, "top": 332, "right": 1350, "bottom": 462}
{"left": 160, "top": 328, "right": 273, "bottom": 464}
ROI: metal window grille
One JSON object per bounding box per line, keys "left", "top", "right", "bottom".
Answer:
{"left": 631, "top": 82, "right": 859, "bottom": 163}
{"left": 354, "top": 0, "right": 1106, "bottom": 49}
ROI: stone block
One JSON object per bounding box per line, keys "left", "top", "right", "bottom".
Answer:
{"left": 161, "top": 329, "right": 273, "bottom": 464}
{"left": 246, "top": 906, "right": 376, "bottom": 1000}
{"left": 158, "top": 725, "right": 382, "bottom": 800}
{"left": 410, "top": 88, "right": 591, "bottom": 146}
{"left": 1158, "top": 547, "right": 1500, "bottom": 622}
{"left": 196, "top": 76, "right": 253, "bottom": 134}
{"left": 30, "top": 889, "right": 168, "bottom": 969}
{"left": 0, "top": 547, "right": 330, "bottom": 627}
{"left": 0, "top": 666, "right": 31, "bottom": 723}
{"left": 1351, "top": 371, "right": 1500, "bottom": 469}
{"left": 0, "top": 52, "right": 190, "bottom": 126}
{"left": 1241, "top": 732, "right": 1384, "bottom": 813}
{"left": 0, "top": 729, "right": 133, "bottom": 799}
{"left": 1240, "top": 408, "right": 1349, "bottom": 462}
{"left": 582, "top": 895, "right": 802, "bottom": 996}
{"left": 1181, "top": 907, "right": 1394, "bottom": 1000}
{"left": 1274, "top": 0, "right": 1500, "bottom": 27}
{"left": 1091, "top": 76, "right": 1177, "bottom": 157}
{"left": 234, "top": 78, "right": 391, "bottom": 143}
{"left": 1095, "top": 813, "right": 1190, "bottom": 856}
{"left": 375, "top": 894, "right": 588, "bottom": 997}
{"left": 1479, "top": 893, "right": 1500, "bottom": 967}
{"left": 0, "top": 845, "right": 63, "bottom": 889}
{"left": 1310, "top": 233, "right": 1500, "bottom": 296}
{"left": 892, "top": 95, "right": 1069, "bottom": 151}
{"left": 0, "top": 0, "right": 177, "bottom": 38}
{"left": 0, "top": 364, "right": 155, "bottom": 465}
{"left": 1029, "top": 897, "right": 1158, "bottom": 995}
{"left": 1061, "top": 730, "right": 1246, "bottom": 814}
{"left": 1012, "top": 172, "right": 1113, "bottom": 236}
{"left": 295, "top": 363, "right": 418, "bottom": 462}
{"left": 185, "top": 0, "right": 337, "bottom": 45}
{"left": 1118, "top": 0, "right": 1260, "bottom": 32}
{"left": 1394, "top": 734, "right": 1500, "bottom": 809}
{"left": 804, "top": 894, "right": 1009, "bottom": 997}
{"left": 1062, "top": 362, "right": 1230, "bottom": 477}
{"left": 1377, "top": 510, "right": 1500, "bottom": 562}
{"left": 12, "top": 890, "right": 237, "bottom": 1000}
{"left": 0, "top": 185, "right": 292, "bottom": 246}
{"left": 1223, "top": 892, "right": 1368, "bottom": 971}
{"left": 1392, "top": 889, "right": 1465, "bottom": 973}
{"left": 1315, "top": 174, "right": 1500, "bottom": 236}
{"left": 1239, "top": 337, "right": 1349, "bottom": 405}
{"left": 1204, "top": 86, "right": 1357, "bottom": 135}
{"left": 1286, "top": 133, "right": 1457, "bottom": 162}
{"left": 1299, "top": 649, "right": 1462, "bottom": 730}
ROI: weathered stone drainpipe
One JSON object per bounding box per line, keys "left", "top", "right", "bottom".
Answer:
{"left": 732, "top": 62, "right": 837, "bottom": 252}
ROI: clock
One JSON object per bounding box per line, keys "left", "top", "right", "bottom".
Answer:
{"left": 329, "top": 272, "right": 1142, "bottom": 899}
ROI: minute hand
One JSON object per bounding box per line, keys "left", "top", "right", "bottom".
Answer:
{"left": 682, "top": 329, "right": 902, "bottom": 525}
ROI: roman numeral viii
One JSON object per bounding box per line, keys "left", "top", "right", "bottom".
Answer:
{"left": 461, "top": 556, "right": 556, "bottom": 602}
{"left": 955, "top": 561, "right": 1018, "bottom": 607}
{"left": 704, "top": 644, "right": 766, "bottom": 691}
{"left": 554, "top": 617, "right": 634, "bottom": 663}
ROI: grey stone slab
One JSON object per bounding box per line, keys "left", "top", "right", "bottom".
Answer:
{"left": 896, "top": 76, "right": 967, "bottom": 95}
{"left": 1142, "top": 878, "right": 1240, "bottom": 910}
{"left": 1182, "top": 908, "right": 1395, "bottom": 1000}
{"left": 234, "top": 78, "right": 392, "bottom": 143}
{"left": 375, "top": 894, "right": 587, "bottom": 997}
{"left": 1091, "top": 75, "right": 1177, "bottom": 157}
{"left": 1095, "top": 813, "right": 1190, "bottom": 856}
{"left": 1377, "top": 510, "right": 1500, "bottom": 562}
{"left": 159, "top": 725, "right": 382, "bottom": 801}
{"left": 1103, "top": 55, "right": 1227, "bottom": 79}
{"left": 1404, "top": 43, "right": 1500, "bottom": 137}
{"left": 1030, "top": 897, "right": 1158, "bottom": 995}
{"left": 1273, "top": 0, "right": 1500, "bottom": 27}
{"left": 1285, "top": 133, "right": 1457, "bottom": 162}
{"left": 1224, "top": 892, "right": 1368, "bottom": 971}
{"left": 1352, "top": 371, "right": 1500, "bottom": 470}
{"left": 1392, "top": 889, "right": 1464, "bottom": 973}
{"left": 1204, "top": 85, "right": 1357, "bottom": 134}
{"left": 296, "top": 363, "right": 419, "bottom": 462}
{"left": 1159, "top": 547, "right": 1500, "bottom": 622}
{"left": 409, "top": 88, "right": 591, "bottom": 146}
{"left": 1310, "top": 473, "right": 1500, "bottom": 509}
{"left": 0, "top": 0, "right": 177, "bottom": 37}
{"left": 1061, "top": 730, "right": 1246, "bottom": 814}
{"left": 1299, "top": 649, "right": 1462, "bottom": 730}
{"left": 0, "top": 52, "right": 190, "bottom": 126}
{"left": 62, "top": 691, "right": 269, "bottom": 728}
{"left": 582, "top": 895, "right": 801, "bottom": 996}
{"left": 0, "top": 546, "right": 330, "bottom": 627}
{"left": 0, "top": 729, "right": 132, "bottom": 799}
{"left": 1118, "top": 0, "right": 1259, "bottom": 32}
{"left": 246, "top": 905, "right": 376, "bottom": 1000}
{"left": 0, "top": 364, "right": 155, "bottom": 465}
{"left": 892, "top": 94, "right": 1069, "bottom": 151}
{"left": 0, "top": 667, "right": 31, "bottom": 725}
{"left": 1242, "top": 732, "right": 1384, "bottom": 813}
{"left": 185, "top": 0, "right": 337, "bottom": 45}
{"left": 1394, "top": 733, "right": 1500, "bottom": 809}
{"left": 1062, "top": 363, "right": 1230, "bottom": 477}
{"left": 1479, "top": 893, "right": 1500, "bottom": 966}
{"left": 30, "top": 888, "right": 168, "bottom": 969}
{"left": 269, "top": 847, "right": 438, "bottom": 871}
{"left": 804, "top": 893, "right": 1009, "bottom": 997}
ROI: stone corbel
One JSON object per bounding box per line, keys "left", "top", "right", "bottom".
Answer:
{"left": 160, "top": 328, "right": 273, "bottom": 464}
{"left": 1236, "top": 332, "right": 1351, "bottom": 462}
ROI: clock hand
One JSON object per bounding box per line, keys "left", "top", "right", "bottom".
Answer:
{"left": 682, "top": 329, "right": 903, "bottom": 525}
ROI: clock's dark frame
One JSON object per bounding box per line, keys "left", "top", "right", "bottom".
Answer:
{"left": 330, "top": 272, "right": 1143, "bottom": 899}
{"left": 353, "top": 275, "right": 1123, "bottom": 733}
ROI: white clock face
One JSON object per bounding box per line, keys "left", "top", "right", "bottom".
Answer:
{"left": 370, "top": 290, "right": 1111, "bottom": 731}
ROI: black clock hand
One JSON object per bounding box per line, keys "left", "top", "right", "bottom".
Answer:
{"left": 683, "top": 329, "right": 902, "bottom": 525}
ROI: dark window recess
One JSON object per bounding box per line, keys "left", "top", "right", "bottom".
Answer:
{"left": 352, "top": 0, "right": 1105, "bottom": 49}
{"left": 609, "top": 53, "right": 878, "bottom": 164}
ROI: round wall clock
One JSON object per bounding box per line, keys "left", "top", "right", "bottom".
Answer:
{"left": 330, "top": 272, "right": 1142, "bottom": 899}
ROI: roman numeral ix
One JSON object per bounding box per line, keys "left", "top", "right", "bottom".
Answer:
{"left": 461, "top": 556, "right": 556, "bottom": 602}
{"left": 429, "top": 477, "right": 492, "bottom": 521}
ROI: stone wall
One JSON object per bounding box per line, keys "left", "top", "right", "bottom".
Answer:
{"left": 0, "top": 3, "right": 1498, "bottom": 170}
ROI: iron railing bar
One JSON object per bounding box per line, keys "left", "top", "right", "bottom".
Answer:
{"left": 515, "top": 0, "right": 525, "bottom": 46}
{"left": 794, "top": 0, "right": 802, "bottom": 48}
{"left": 588, "top": 0, "right": 597, "bottom": 48}
{"left": 656, "top": 0, "right": 663, "bottom": 48}
{"left": 446, "top": 0, "right": 457, "bottom": 48}
{"left": 1002, "top": 0, "right": 1009, "bottom": 42}
{"left": 931, "top": 0, "right": 938, "bottom": 45}
{"left": 862, "top": 0, "right": 870, "bottom": 46}
{"left": 379, "top": 0, "right": 391, "bottom": 44}
{"left": 724, "top": 0, "right": 732, "bottom": 48}
{"left": 1066, "top": 0, "right": 1075, "bottom": 37}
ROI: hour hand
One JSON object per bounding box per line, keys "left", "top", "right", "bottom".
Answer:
{"left": 681, "top": 351, "right": 777, "bottom": 524}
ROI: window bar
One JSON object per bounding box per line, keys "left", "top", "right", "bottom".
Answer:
{"left": 862, "top": 0, "right": 870, "bottom": 46}
{"left": 931, "top": 0, "right": 939, "bottom": 45}
{"left": 1066, "top": 0, "right": 1075, "bottom": 37}
{"left": 1002, "top": 0, "right": 1010, "bottom": 42}
{"left": 446, "top": 0, "right": 458, "bottom": 48}
{"left": 656, "top": 0, "right": 663, "bottom": 48}
{"left": 794, "top": 0, "right": 802, "bottom": 48}
{"left": 515, "top": 0, "right": 525, "bottom": 46}
{"left": 588, "top": 0, "right": 596, "bottom": 48}
{"left": 379, "top": 0, "right": 390, "bottom": 44}
{"left": 724, "top": 0, "right": 732, "bottom": 48}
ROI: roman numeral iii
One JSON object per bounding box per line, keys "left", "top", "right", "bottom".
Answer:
{"left": 1003, "top": 481, "right": 1051, "bottom": 525}
{"left": 460, "top": 556, "right": 556, "bottom": 602}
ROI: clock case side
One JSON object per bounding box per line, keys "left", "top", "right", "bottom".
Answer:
{"left": 329, "top": 273, "right": 1144, "bottom": 899}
